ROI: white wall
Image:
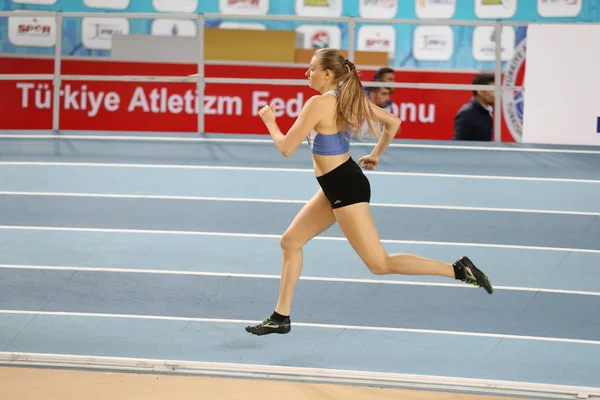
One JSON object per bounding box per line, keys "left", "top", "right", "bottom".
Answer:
{"left": 522, "top": 23, "right": 600, "bottom": 146}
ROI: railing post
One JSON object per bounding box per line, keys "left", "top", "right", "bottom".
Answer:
{"left": 347, "top": 19, "right": 356, "bottom": 62}
{"left": 197, "top": 13, "right": 205, "bottom": 134}
{"left": 52, "top": 11, "right": 63, "bottom": 133}
{"left": 493, "top": 19, "right": 502, "bottom": 142}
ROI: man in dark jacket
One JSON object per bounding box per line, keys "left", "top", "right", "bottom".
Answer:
{"left": 452, "top": 73, "right": 495, "bottom": 141}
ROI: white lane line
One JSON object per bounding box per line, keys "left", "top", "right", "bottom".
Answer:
{"left": 0, "top": 191, "right": 596, "bottom": 216}
{"left": 1, "top": 225, "right": 598, "bottom": 254}
{"left": 1, "top": 264, "right": 598, "bottom": 297}
{"left": 0, "top": 161, "right": 598, "bottom": 183}
{"left": 2, "top": 134, "right": 600, "bottom": 155}
{"left": 1, "top": 309, "right": 599, "bottom": 345}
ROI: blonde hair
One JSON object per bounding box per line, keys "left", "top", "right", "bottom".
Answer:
{"left": 314, "top": 48, "right": 380, "bottom": 139}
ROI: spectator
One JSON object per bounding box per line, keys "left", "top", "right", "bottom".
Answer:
{"left": 374, "top": 67, "right": 394, "bottom": 82}
{"left": 367, "top": 67, "right": 395, "bottom": 111}
{"left": 361, "top": 82, "right": 393, "bottom": 137}
{"left": 366, "top": 84, "right": 393, "bottom": 112}
{"left": 452, "top": 72, "right": 495, "bottom": 141}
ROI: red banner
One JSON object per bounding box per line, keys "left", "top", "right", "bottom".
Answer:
{"left": 0, "top": 56, "right": 515, "bottom": 141}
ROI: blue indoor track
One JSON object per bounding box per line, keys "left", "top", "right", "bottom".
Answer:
{"left": 0, "top": 131, "right": 599, "bottom": 399}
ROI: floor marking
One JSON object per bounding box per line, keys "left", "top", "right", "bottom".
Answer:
{"left": 0, "top": 191, "right": 596, "bottom": 216}
{"left": 1, "top": 225, "right": 598, "bottom": 254}
{"left": 1, "top": 264, "right": 598, "bottom": 297}
{"left": 0, "top": 161, "right": 598, "bottom": 183}
{"left": 1, "top": 309, "right": 599, "bottom": 345}
{"left": 2, "top": 134, "right": 600, "bottom": 155}
{"left": 1, "top": 352, "right": 598, "bottom": 400}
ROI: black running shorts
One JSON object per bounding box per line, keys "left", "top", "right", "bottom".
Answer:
{"left": 316, "top": 157, "right": 371, "bottom": 209}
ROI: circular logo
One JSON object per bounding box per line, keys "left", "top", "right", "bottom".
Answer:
{"left": 311, "top": 31, "right": 330, "bottom": 48}
{"left": 502, "top": 37, "right": 526, "bottom": 142}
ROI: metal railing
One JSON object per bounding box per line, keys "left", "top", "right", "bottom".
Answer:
{"left": 0, "top": 10, "right": 538, "bottom": 141}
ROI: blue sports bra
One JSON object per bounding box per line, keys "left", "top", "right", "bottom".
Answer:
{"left": 306, "top": 90, "right": 351, "bottom": 156}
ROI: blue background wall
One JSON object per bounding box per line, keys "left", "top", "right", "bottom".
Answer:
{"left": 1, "top": 0, "right": 599, "bottom": 70}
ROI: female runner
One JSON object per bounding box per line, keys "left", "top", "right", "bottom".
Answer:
{"left": 246, "top": 48, "right": 493, "bottom": 336}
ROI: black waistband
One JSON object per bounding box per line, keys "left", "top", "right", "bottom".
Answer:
{"left": 316, "top": 157, "right": 355, "bottom": 181}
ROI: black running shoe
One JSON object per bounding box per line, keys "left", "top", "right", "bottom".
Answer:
{"left": 245, "top": 316, "right": 291, "bottom": 336}
{"left": 455, "top": 256, "right": 494, "bottom": 294}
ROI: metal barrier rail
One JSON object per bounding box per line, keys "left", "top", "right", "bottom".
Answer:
{"left": 1, "top": 10, "right": 590, "bottom": 141}
{"left": 0, "top": 74, "right": 522, "bottom": 92}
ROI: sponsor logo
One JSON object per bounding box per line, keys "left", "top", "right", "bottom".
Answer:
{"left": 413, "top": 26, "right": 454, "bottom": 61}
{"left": 8, "top": 16, "right": 56, "bottom": 47}
{"left": 358, "top": 25, "right": 396, "bottom": 58}
{"left": 311, "top": 31, "right": 330, "bottom": 48}
{"left": 359, "top": 0, "right": 397, "bottom": 19}
{"left": 16, "top": 19, "right": 52, "bottom": 36}
{"left": 296, "top": 25, "right": 341, "bottom": 49}
{"left": 480, "top": 0, "right": 514, "bottom": 5}
{"left": 502, "top": 38, "right": 526, "bottom": 142}
{"left": 82, "top": 18, "right": 130, "bottom": 50}
{"left": 226, "top": 0, "right": 261, "bottom": 3}
{"left": 362, "top": 0, "right": 396, "bottom": 5}
{"left": 475, "top": 0, "right": 517, "bottom": 19}
{"left": 83, "top": 0, "right": 130, "bottom": 9}
{"left": 415, "top": 0, "right": 456, "bottom": 19}
{"left": 152, "top": 0, "right": 198, "bottom": 13}
{"left": 152, "top": 19, "right": 197, "bottom": 37}
{"left": 296, "top": 0, "right": 342, "bottom": 17}
{"left": 366, "top": 35, "right": 390, "bottom": 48}
{"left": 219, "top": 0, "right": 269, "bottom": 15}
{"left": 472, "top": 26, "right": 515, "bottom": 62}
{"left": 537, "top": 0, "right": 581, "bottom": 18}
